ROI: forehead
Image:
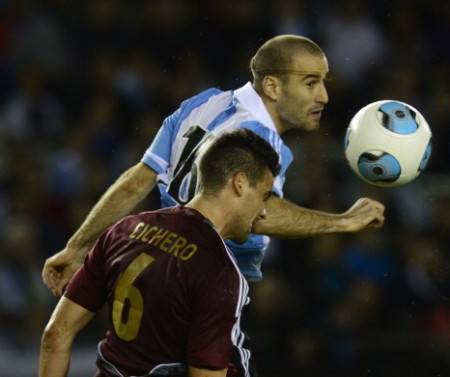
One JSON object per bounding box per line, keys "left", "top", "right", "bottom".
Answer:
{"left": 290, "top": 53, "right": 329, "bottom": 77}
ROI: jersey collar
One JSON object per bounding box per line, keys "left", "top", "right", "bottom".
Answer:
{"left": 181, "top": 205, "right": 217, "bottom": 230}
{"left": 234, "top": 82, "right": 278, "bottom": 134}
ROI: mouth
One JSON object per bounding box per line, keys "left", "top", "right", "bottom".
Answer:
{"left": 309, "top": 109, "right": 323, "bottom": 120}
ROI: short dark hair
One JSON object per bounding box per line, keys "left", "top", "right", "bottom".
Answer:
{"left": 250, "top": 35, "right": 324, "bottom": 91}
{"left": 197, "top": 129, "right": 281, "bottom": 195}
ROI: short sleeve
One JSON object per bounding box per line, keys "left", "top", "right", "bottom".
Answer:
{"left": 187, "top": 267, "right": 243, "bottom": 369}
{"left": 64, "top": 231, "right": 109, "bottom": 312}
{"left": 141, "top": 87, "right": 223, "bottom": 175}
{"left": 141, "top": 110, "right": 179, "bottom": 175}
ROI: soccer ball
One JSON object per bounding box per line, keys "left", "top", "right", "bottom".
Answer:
{"left": 344, "top": 100, "right": 432, "bottom": 187}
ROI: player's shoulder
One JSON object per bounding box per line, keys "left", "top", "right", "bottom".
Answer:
{"left": 194, "top": 228, "right": 239, "bottom": 277}
{"left": 238, "top": 119, "right": 293, "bottom": 171}
{"left": 105, "top": 210, "right": 168, "bottom": 239}
{"left": 168, "top": 207, "right": 237, "bottom": 268}
{"left": 178, "top": 87, "right": 226, "bottom": 115}
{"left": 238, "top": 119, "right": 282, "bottom": 152}
{"left": 115, "top": 207, "right": 235, "bottom": 267}
{"left": 239, "top": 119, "right": 274, "bottom": 138}
{"left": 123, "top": 207, "right": 217, "bottom": 242}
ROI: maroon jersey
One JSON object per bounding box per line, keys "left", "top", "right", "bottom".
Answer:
{"left": 65, "top": 206, "right": 249, "bottom": 376}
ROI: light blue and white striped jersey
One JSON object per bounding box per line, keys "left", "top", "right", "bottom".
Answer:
{"left": 141, "top": 82, "right": 293, "bottom": 281}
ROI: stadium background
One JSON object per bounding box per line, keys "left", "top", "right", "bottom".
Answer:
{"left": 1, "top": 1, "right": 449, "bottom": 376}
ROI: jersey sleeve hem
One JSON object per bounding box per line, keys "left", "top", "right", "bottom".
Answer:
{"left": 63, "top": 290, "right": 100, "bottom": 313}
{"left": 141, "top": 151, "right": 168, "bottom": 175}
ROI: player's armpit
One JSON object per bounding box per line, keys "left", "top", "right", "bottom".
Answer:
{"left": 188, "top": 365, "right": 227, "bottom": 377}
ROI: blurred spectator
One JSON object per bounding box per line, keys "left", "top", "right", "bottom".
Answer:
{"left": 320, "top": 0, "right": 387, "bottom": 85}
{"left": 1, "top": 67, "right": 64, "bottom": 141}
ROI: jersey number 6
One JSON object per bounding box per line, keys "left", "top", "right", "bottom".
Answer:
{"left": 112, "top": 253, "right": 155, "bottom": 341}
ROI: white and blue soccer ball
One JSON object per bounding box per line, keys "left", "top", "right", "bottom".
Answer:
{"left": 344, "top": 100, "right": 432, "bottom": 187}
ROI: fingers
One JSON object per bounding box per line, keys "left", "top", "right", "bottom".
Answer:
{"left": 362, "top": 199, "right": 385, "bottom": 229}
{"left": 41, "top": 249, "right": 74, "bottom": 296}
{"left": 43, "top": 265, "right": 70, "bottom": 297}
{"left": 43, "top": 252, "right": 84, "bottom": 296}
{"left": 345, "top": 197, "right": 386, "bottom": 232}
{"left": 42, "top": 258, "right": 65, "bottom": 297}
{"left": 43, "top": 264, "right": 63, "bottom": 296}
{"left": 357, "top": 198, "right": 385, "bottom": 216}
{"left": 368, "top": 214, "right": 385, "bottom": 229}
{"left": 56, "top": 280, "right": 68, "bottom": 297}
{"left": 42, "top": 261, "right": 55, "bottom": 290}
{"left": 357, "top": 197, "right": 385, "bottom": 213}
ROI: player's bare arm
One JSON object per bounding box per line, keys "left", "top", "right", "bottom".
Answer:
{"left": 252, "top": 196, "right": 385, "bottom": 237}
{"left": 42, "top": 162, "right": 157, "bottom": 296}
{"left": 39, "top": 296, "right": 94, "bottom": 377}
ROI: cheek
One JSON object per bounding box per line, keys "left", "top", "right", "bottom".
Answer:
{"left": 252, "top": 200, "right": 264, "bottom": 219}
{"left": 242, "top": 199, "right": 257, "bottom": 222}
{"left": 283, "top": 90, "right": 308, "bottom": 115}
{"left": 293, "top": 89, "right": 310, "bottom": 108}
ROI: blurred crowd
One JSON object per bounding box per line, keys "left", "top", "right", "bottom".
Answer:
{"left": 0, "top": 0, "right": 449, "bottom": 376}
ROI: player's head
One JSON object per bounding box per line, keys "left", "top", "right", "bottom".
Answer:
{"left": 197, "top": 129, "right": 280, "bottom": 243}
{"left": 250, "top": 34, "right": 329, "bottom": 133}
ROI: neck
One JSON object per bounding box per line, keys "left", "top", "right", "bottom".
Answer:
{"left": 256, "top": 86, "right": 287, "bottom": 134}
{"left": 186, "top": 194, "right": 234, "bottom": 238}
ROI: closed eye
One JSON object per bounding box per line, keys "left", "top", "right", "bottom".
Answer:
{"left": 264, "top": 192, "right": 273, "bottom": 201}
{"left": 305, "top": 80, "right": 319, "bottom": 88}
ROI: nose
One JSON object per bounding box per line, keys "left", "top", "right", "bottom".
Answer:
{"left": 258, "top": 206, "right": 267, "bottom": 221}
{"left": 317, "top": 83, "right": 329, "bottom": 104}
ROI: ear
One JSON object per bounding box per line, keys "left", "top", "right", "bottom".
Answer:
{"left": 231, "top": 172, "right": 249, "bottom": 197}
{"left": 262, "top": 75, "right": 282, "bottom": 101}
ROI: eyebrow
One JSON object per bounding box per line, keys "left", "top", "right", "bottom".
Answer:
{"left": 256, "top": 69, "right": 330, "bottom": 82}
{"left": 257, "top": 69, "right": 326, "bottom": 76}
{"left": 302, "top": 73, "right": 322, "bottom": 80}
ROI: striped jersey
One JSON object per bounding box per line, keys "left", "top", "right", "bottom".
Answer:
{"left": 65, "top": 206, "right": 249, "bottom": 376}
{"left": 142, "top": 82, "right": 293, "bottom": 280}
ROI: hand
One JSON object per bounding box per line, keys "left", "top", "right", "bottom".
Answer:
{"left": 341, "top": 197, "right": 385, "bottom": 232}
{"left": 42, "top": 246, "right": 87, "bottom": 297}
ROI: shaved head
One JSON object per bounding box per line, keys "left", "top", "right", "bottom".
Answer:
{"left": 250, "top": 35, "right": 325, "bottom": 91}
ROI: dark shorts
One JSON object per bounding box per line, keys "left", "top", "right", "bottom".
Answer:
{"left": 229, "top": 331, "right": 258, "bottom": 377}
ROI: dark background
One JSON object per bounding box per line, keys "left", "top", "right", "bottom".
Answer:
{"left": 1, "top": 0, "right": 450, "bottom": 376}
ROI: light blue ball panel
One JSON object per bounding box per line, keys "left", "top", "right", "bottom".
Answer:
{"left": 379, "top": 102, "right": 418, "bottom": 135}
{"left": 419, "top": 141, "right": 432, "bottom": 171}
{"left": 358, "top": 152, "right": 402, "bottom": 183}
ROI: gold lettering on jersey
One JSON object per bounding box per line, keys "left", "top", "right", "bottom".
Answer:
{"left": 128, "top": 223, "right": 198, "bottom": 261}
{"left": 180, "top": 244, "right": 198, "bottom": 261}
{"left": 149, "top": 228, "right": 169, "bottom": 247}
{"left": 168, "top": 236, "right": 187, "bottom": 257}
{"left": 141, "top": 226, "right": 158, "bottom": 242}
{"left": 129, "top": 222, "right": 145, "bottom": 239}
{"left": 159, "top": 232, "right": 178, "bottom": 252}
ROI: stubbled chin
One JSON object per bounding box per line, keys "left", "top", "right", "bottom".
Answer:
{"left": 288, "top": 119, "right": 318, "bottom": 132}
{"left": 306, "top": 120, "right": 320, "bottom": 130}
